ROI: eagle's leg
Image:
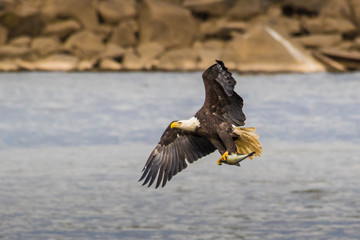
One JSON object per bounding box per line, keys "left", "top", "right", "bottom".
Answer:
{"left": 216, "top": 131, "right": 238, "bottom": 165}
{"left": 209, "top": 138, "right": 228, "bottom": 165}
{"left": 217, "top": 151, "right": 228, "bottom": 165}
{"left": 218, "top": 131, "right": 238, "bottom": 154}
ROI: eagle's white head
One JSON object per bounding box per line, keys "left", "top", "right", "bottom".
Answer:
{"left": 170, "top": 117, "right": 200, "bottom": 132}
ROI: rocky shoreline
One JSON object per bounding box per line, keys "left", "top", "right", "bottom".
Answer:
{"left": 0, "top": 0, "right": 359, "bottom": 73}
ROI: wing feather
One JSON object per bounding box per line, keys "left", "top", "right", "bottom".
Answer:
{"left": 215, "top": 60, "right": 236, "bottom": 97}
{"left": 139, "top": 123, "right": 216, "bottom": 188}
{"left": 201, "top": 60, "right": 246, "bottom": 126}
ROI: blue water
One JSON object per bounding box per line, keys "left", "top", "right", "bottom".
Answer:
{"left": 0, "top": 72, "right": 359, "bottom": 239}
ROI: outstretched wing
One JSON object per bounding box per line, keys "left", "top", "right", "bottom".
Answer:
{"left": 202, "top": 60, "right": 246, "bottom": 126}
{"left": 221, "top": 92, "right": 246, "bottom": 126}
{"left": 139, "top": 123, "right": 216, "bottom": 188}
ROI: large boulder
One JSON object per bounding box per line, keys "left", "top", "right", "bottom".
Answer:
{"left": 312, "top": 50, "right": 346, "bottom": 72}
{"left": 31, "top": 36, "right": 60, "bottom": 56}
{"left": 64, "top": 30, "right": 105, "bottom": 58}
{"left": 93, "top": 24, "right": 112, "bottom": 41}
{"left": 137, "top": 42, "right": 164, "bottom": 62}
{"left": 42, "top": 19, "right": 81, "bottom": 39}
{"left": 301, "top": 17, "right": 325, "bottom": 34}
{"left": 302, "top": 17, "right": 357, "bottom": 34}
{"left": 0, "top": 12, "right": 45, "bottom": 39}
{"left": 97, "top": 0, "right": 137, "bottom": 24}
{"left": 9, "top": 35, "right": 31, "bottom": 47}
{"left": 200, "top": 18, "right": 247, "bottom": 39}
{"left": 194, "top": 40, "right": 224, "bottom": 69}
{"left": 99, "top": 58, "right": 122, "bottom": 70}
{"left": 294, "top": 34, "right": 342, "bottom": 49}
{"left": 101, "top": 43, "right": 125, "bottom": 59}
{"left": 34, "top": 54, "right": 79, "bottom": 71}
{"left": 221, "top": 24, "right": 325, "bottom": 72}
{"left": 41, "top": 0, "right": 98, "bottom": 29}
{"left": 227, "top": 0, "right": 269, "bottom": 20}
{"left": 183, "top": 0, "right": 231, "bottom": 17}
{"left": 0, "top": 59, "right": 19, "bottom": 71}
{"left": 158, "top": 48, "right": 198, "bottom": 70}
{"left": 4, "top": 0, "right": 43, "bottom": 17}
{"left": 321, "top": 0, "right": 351, "bottom": 19}
{"left": 322, "top": 17, "right": 357, "bottom": 34}
{"left": 267, "top": 15, "right": 301, "bottom": 35}
{"left": 109, "top": 20, "right": 138, "bottom": 47}
{"left": 136, "top": 42, "right": 165, "bottom": 69}
{"left": 0, "top": 0, "right": 44, "bottom": 39}
{"left": 0, "top": 45, "right": 33, "bottom": 59}
{"left": 320, "top": 0, "right": 359, "bottom": 36}
{"left": 77, "top": 58, "right": 98, "bottom": 71}
{"left": 16, "top": 53, "right": 80, "bottom": 71}
{"left": 320, "top": 48, "right": 360, "bottom": 70}
{"left": 122, "top": 49, "right": 143, "bottom": 70}
{"left": 139, "top": 0, "right": 198, "bottom": 49}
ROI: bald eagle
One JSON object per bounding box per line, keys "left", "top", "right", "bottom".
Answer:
{"left": 139, "top": 60, "right": 262, "bottom": 188}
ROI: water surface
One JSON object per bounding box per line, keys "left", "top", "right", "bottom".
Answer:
{"left": 0, "top": 72, "right": 359, "bottom": 239}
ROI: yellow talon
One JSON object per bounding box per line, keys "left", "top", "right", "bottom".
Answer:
{"left": 217, "top": 151, "right": 228, "bottom": 165}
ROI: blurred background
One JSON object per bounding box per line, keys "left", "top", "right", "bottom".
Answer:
{"left": 0, "top": 1, "right": 360, "bottom": 240}
{"left": 0, "top": 0, "right": 360, "bottom": 72}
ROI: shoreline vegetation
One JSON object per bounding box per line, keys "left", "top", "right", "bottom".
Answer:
{"left": 0, "top": 0, "right": 360, "bottom": 73}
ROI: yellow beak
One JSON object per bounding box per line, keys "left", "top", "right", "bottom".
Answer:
{"left": 171, "top": 121, "right": 180, "bottom": 128}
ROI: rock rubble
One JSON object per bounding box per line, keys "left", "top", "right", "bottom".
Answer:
{"left": 0, "top": 0, "right": 359, "bottom": 72}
